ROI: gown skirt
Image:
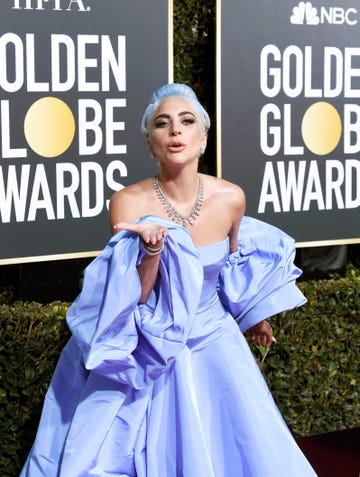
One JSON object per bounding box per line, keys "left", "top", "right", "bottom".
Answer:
{"left": 20, "top": 216, "right": 317, "bottom": 476}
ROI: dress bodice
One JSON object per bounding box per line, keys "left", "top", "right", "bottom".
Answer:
{"left": 197, "top": 238, "right": 229, "bottom": 310}
{"left": 187, "top": 239, "right": 231, "bottom": 344}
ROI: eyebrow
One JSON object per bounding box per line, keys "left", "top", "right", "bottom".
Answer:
{"left": 154, "top": 111, "right": 196, "bottom": 121}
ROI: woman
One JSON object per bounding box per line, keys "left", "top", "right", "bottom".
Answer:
{"left": 21, "top": 84, "right": 317, "bottom": 476}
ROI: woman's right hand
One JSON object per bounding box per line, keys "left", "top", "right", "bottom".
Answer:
{"left": 113, "top": 221, "right": 169, "bottom": 245}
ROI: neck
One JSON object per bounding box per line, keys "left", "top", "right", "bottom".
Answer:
{"left": 157, "top": 167, "right": 200, "bottom": 200}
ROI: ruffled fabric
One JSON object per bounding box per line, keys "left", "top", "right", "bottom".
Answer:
{"left": 68, "top": 219, "right": 203, "bottom": 389}
{"left": 218, "top": 216, "right": 306, "bottom": 332}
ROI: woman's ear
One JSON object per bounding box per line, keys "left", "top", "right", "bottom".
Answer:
{"left": 200, "top": 132, "right": 208, "bottom": 154}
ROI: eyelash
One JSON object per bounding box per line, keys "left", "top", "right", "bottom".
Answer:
{"left": 154, "top": 117, "right": 196, "bottom": 128}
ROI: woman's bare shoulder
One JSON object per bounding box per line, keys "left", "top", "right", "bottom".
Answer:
{"left": 203, "top": 174, "right": 246, "bottom": 204}
{"left": 109, "top": 178, "right": 154, "bottom": 224}
{"left": 113, "top": 178, "right": 151, "bottom": 197}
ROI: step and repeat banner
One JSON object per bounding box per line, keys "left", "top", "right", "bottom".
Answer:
{"left": 0, "top": 0, "right": 172, "bottom": 263}
{"left": 218, "top": 0, "right": 360, "bottom": 245}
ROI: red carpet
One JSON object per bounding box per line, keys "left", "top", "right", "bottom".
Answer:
{"left": 297, "top": 427, "right": 360, "bottom": 477}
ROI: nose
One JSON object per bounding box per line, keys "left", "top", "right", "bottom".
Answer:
{"left": 170, "top": 122, "right": 181, "bottom": 136}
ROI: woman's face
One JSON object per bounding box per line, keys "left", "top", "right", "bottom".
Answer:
{"left": 147, "top": 96, "right": 207, "bottom": 167}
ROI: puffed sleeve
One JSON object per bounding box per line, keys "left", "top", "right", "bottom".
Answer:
{"left": 66, "top": 217, "right": 203, "bottom": 389}
{"left": 218, "top": 216, "right": 306, "bottom": 333}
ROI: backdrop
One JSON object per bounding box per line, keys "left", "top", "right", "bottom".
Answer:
{"left": 0, "top": 0, "right": 172, "bottom": 263}
{"left": 218, "top": 0, "right": 360, "bottom": 245}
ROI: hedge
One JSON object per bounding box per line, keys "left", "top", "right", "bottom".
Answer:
{"left": 251, "top": 263, "right": 360, "bottom": 436}
{"left": 0, "top": 300, "right": 70, "bottom": 476}
{"left": 0, "top": 263, "right": 359, "bottom": 476}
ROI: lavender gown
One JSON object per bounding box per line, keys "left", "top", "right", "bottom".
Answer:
{"left": 20, "top": 216, "right": 317, "bottom": 476}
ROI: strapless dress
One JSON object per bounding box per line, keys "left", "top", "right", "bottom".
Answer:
{"left": 20, "top": 216, "right": 316, "bottom": 476}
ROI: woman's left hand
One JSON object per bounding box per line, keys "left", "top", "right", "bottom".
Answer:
{"left": 246, "top": 320, "right": 275, "bottom": 347}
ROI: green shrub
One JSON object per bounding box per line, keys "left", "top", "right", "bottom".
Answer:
{"left": 252, "top": 263, "right": 360, "bottom": 437}
{"left": 0, "top": 301, "right": 70, "bottom": 476}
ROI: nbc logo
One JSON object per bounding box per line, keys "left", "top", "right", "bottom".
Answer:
{"left": 290, "top": 2, "right": 358, "bottom": 25}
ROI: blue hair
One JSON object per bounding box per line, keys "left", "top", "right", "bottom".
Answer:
{"left": 141, "top": 83, "right": 210, "bottom": 136}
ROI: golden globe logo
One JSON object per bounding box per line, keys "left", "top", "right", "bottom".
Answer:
{"left": 12, "top": 0, "right": 91, "bottom": 12}
{"left": 24, "top": 97, "right": 76, "bottom": 158}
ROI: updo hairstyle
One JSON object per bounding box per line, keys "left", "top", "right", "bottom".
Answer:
{"left": 141, "top": 83, "right": 211, "bottom": 136}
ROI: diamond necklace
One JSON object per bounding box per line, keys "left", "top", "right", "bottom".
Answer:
{"left": 153, "top": 174, "right": 204, "bottom": 228}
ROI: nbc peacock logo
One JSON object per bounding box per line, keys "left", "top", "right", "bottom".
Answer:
{"left": 291, "top": 2, "right": 319, "bottom": 25}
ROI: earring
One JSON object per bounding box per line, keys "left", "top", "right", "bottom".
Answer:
{"left": 199, "top": 148, "right": 205, "bottom": 157}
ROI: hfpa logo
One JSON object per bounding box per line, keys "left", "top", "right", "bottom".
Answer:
{"left": 12, "top": 0, "right": 91, "bottom": 12}
{"left": 291, "top": 1, "right": 358, "bottom": 25}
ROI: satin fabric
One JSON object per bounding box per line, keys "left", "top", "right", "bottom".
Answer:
{"left": 20, "top": 216, "right": 316, "bottom": 476}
